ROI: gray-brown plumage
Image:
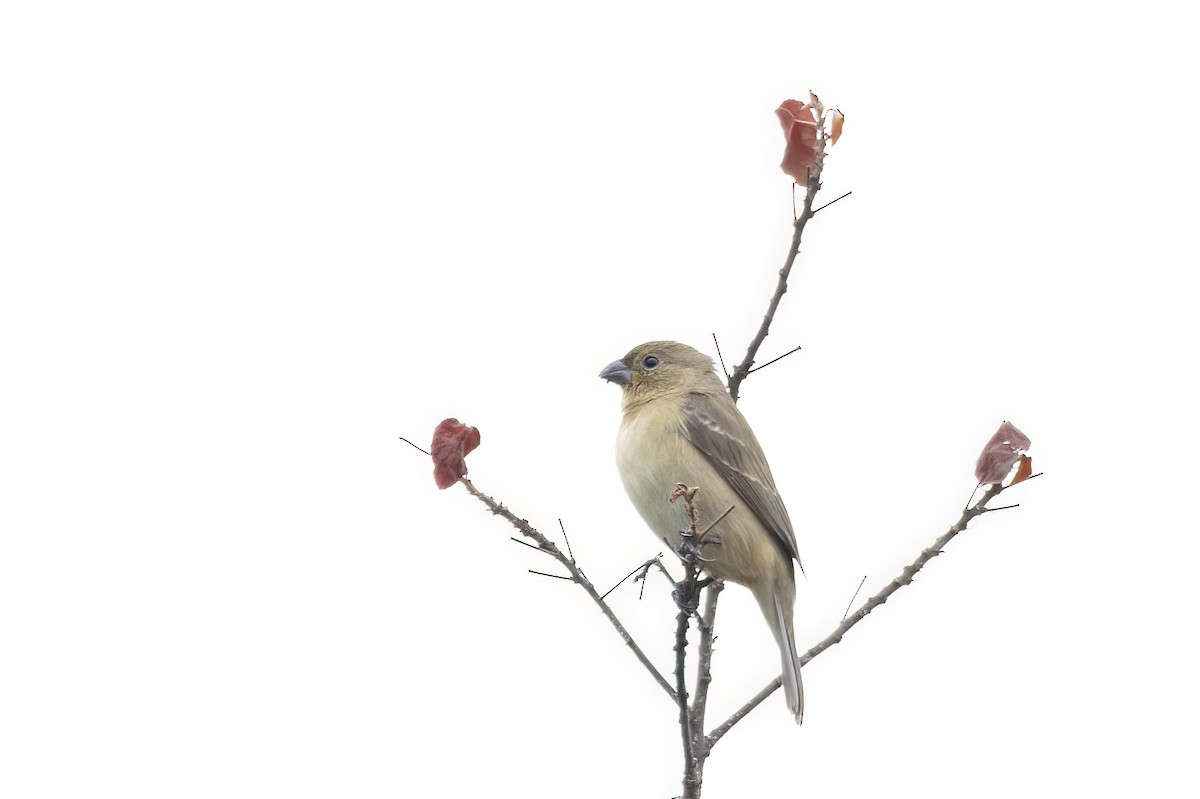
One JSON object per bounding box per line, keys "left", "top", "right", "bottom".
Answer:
{"left": 599, "top": 341, "right": 804, "bottom": 723}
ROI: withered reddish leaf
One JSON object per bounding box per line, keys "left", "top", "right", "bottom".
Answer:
{"left": 777, "top": 99, "right": 821, "bottom": 183}
{"left": 1010, "top": 454, "right": 1033, "bottom": 486}
{"left": 828, "top": 109, "right": 845, "bottom": 145}
{"left": 431, "top": 418, "right": 481, "bottom": 489}
{"left": 974, "top": 421, "right": 1032, "bottom": 485}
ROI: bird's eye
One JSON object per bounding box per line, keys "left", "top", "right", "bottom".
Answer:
{"left": 643, "top": 356, "right": 660, "bottom": 368}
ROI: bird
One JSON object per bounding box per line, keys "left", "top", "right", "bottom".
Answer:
{"left": 599, "top": 341, "right": 804, "bottom": 723}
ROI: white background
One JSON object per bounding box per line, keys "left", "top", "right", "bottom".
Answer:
{"left": 3, "top": 2, "right": 1197, "bottom": 797}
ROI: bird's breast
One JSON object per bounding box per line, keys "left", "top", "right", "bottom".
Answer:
{"left": 615, "top": 399, "right": 693, "bottom": 549}
{"left": 615, "top": 397, "right": 785, "bottom": 589}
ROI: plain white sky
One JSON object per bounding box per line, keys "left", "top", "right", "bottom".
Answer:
{"left": 3, "top": 1, "right": 1198, "bottom": 797}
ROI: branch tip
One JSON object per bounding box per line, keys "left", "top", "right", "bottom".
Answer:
{"left": 528, "top": 569, "right": 572, "bottom": 581}
{"left": 811, "top": 190, "right": 853, "bottom": 215}
{"left": 398, "top": 436, "right": 431, "bottom": 456}
{"left": 712, "top": 333, "right": 730, "bottom": 379}
{"left": 841, "top": 575, "right": 868, "bottom": 622}
{"left": 746, "top": 344, "right": 802, "bottom": 375}
{"left": 558, "top": 518, "right": 575, "bottom": 562}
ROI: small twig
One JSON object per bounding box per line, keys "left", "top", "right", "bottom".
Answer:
{"left": 558, "top": 519, "right": 575, "bottom": 562}
{"left": 671, "top": 484, "right": 701, "bottom": 523}
{"left": 528, "top": 569, "right": 572, "bottom": 581}
{"left": 746, "top": 344, "right": 802, "bottom": 375}
{"left": 712, "top": 334, "right": 730, "bottom": 380}
{"left": 678, "top": 544, "right": 718, "bottom": 564}
{"left": 983, "top": 503, "right": 1020, "bottom": 513}
{"left": 811, "top": 190, "right": 852, "bottom": 215}
{"left": 698, "top": 505, "right": 734, "bottom": 541}
{"left": 651, "top": 556, "right": 677, "bottom": 586}
{"left": 398, "top": 436, "right": 431, "bottom": 456}
{"left": 510, "top": 536, "right": 552, "bottom": 554}
{"left": 963, "top": 483, "right": 982, "bottom": 511}
{"left": 602, "top": 556, "right": 668, "bottom": 601}
{"left": 842, "top": 576, "right": 868, "bottom": 622}
{"left": 968, "top": 471, "right": 1043, "bottom": 510}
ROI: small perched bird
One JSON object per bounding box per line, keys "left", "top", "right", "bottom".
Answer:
{"left": 600, "top": 341, "right": 804, "bottom": 723}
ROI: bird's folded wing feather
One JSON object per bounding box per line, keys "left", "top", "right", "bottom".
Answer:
{"left": 680, "top": 391, "right": 802, "bottom": 568}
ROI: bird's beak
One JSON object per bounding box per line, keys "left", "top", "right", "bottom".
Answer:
{"left": 599, "top": 359, "right": 632, "bottom": 385}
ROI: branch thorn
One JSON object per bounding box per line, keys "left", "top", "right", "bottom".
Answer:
{"left": 747, "top": 344, "right": 802, "bottom": 375}
{"left": 528, "top": 569, "right": 572, "bottom": 581}
{"left": 712, "top": 333, "right": 730, "bottom": 380}
{"left": 398, "top": 436, "right": 431, "bottom": 456}
{"left": 841, "top": 575, "right": 868, "bottom": 622}
{"left": 811, "top": 190, "right": 853, "bottom": 215}
{"left": 558, "top": 519, "right": 575, "bottom": 562}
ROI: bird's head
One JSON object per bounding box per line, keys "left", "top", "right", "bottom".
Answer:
{"left": 599, "top": 341, "right": 720, "bottom": 407}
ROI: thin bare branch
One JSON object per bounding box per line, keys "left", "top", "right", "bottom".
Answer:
{"left": 705, "top": 679, "right": 780, "bottom": 744}
{"left": 672, "top": 484, "right": 715, "bottom": 796}
{"left": 727, "top": 177, "right": 822, "bottom": 404}
{"left": 675, "top": 594, "right": 695, "bottom": 784}
{"left": 457, "top": 477, "right": 677, "bottom": 701}
{"left": 690, "top": 580, "right": 723, "bottom": 767}
{"left": 602, "top": 556, "right": 667, "bottom": 601}
{"left": 706, "top": 481, "right": 1010, "bottom": 747}
{"left": 671, "top": 486, "right": 709, "bottom": 799}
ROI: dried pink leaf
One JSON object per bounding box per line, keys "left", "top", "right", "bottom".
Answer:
{"left": 974, "top": 421, "right": 1032, "bottom": 485}
{"left": 431, "top": 418, "right": 481, "bottom": 489}
{"left": 777, "top": 98, "right": 821, "bottom": 183}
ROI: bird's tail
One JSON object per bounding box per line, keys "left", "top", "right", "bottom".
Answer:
{"left": 772, "top": 594, "right": 804, "bottom": 724}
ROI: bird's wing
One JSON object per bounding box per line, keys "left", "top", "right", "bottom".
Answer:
{"left": 680, "top": 391, "right": 802, "bottom": 568}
